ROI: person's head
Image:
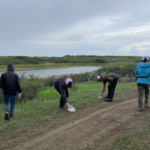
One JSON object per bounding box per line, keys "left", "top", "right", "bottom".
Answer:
{"left": 66, "top": 79, "right": 72, "bottom": 88}
{"left": 7, "top": 63, "right": 14, "bottom": 72}
{"left": 142, "top": 56, "right": 148, "bottom": 62}
{"left": 97, "top": 76, "right": 103, "bottom": 82}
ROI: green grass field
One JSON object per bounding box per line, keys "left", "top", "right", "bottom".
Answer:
{"left": 0, "top": 81, "right": 137, "bottom": 140}
{"left": 113, "top": 126, "right": 150, "bottom": 150}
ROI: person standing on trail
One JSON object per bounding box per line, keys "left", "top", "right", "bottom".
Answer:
{"left": 135, "top": 56, "right": 150, "bottom": 112}
{"left": 1, "top": 63, "right": 22, "bottom": 120}
{"left": 97, "top": 74, "right": 118, "bottom": 102}
{"left": 53, "top": 75, "right": 76, "bottom": 112}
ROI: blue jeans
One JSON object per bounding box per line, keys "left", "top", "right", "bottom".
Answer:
{"left": 3, "top": 95, "right": 16, "bottom": 118}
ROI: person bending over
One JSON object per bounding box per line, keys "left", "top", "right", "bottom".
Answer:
{"left": 54, "top": 75, "right": 75, "bottom": 112}
{"left": 97, "top": 74, "right": 118, "bottom": 102}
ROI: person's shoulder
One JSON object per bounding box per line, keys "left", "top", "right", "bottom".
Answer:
{"left": 13, "top": 72, "right": 19, "bottom": 78}
{"left": 136, "top": 62, "right": 142, "bottom": 67}
{"left": 1, "top": 72, "right": 7, "bottom": 76}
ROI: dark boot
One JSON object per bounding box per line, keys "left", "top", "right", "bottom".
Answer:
{"left": 105, "top": 98, "right": 113, "bottom": 102}
{"left": 104, "top": 96, "right": 109, "bottom": 99}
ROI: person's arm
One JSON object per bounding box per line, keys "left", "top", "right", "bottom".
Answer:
{"left": 1, "top": 74, "right": 5, "bottom": 90}
{"left": 108, "top": 77, "right": 113, "bottom": 86}
{"left": 16, "top": 75, "right": 22, "bottom": 93}
{"left": 59, "top": 85, "right": 72, "bottom": 108}
{"left": 101, "top": 84, "right": 106, "bottom": 97}
{"left": 0, "top": 77, "right": 2, "bottom": 88}
{"left": 135, "top": 65, "right": 138, "bottom": 75}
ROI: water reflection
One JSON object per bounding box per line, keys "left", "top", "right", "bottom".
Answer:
{"left": 0, "top": 66, "right": 101, "bottom": 78}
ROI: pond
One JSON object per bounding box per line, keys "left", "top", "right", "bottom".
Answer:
{"left": 0, "top": 66, "right": 101, "bottom": 78}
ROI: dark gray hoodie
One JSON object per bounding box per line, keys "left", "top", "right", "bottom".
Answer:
{"left": 1, "top": 63, "right": 22, "bottom": 95}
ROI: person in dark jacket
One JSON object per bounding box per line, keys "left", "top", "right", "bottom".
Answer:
{"left": 0, "top": 77, "right": 2, "bottom": 88}
{"left": 97, "top": 74, "right": 118, "bottom": 102}
{"left": 1, "top": 63, "right": 22, "bottom": 120}
{"left": 54, "top": 75, "right": 76, "bottom": 112}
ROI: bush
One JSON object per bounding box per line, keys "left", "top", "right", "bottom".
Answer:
{"left": 42, "top": 76, "right": 56, "bottom": 87}
{"left": 19, "top": 73, "right": 45, "bottom": 102}
{"left": 70, "top": 72, "right": 90, "bottom": 84}
{"left": 97, "top": 64, "right": 137, "bottom": 83}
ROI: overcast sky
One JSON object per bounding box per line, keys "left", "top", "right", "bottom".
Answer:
{"left": 0, "top": 0, "right": 150, "bottom": 57}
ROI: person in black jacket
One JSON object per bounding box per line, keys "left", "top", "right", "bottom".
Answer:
{"left": 0, "top": 77, "right": 2, "bottom": 88}
{"left": 1, "top": 63, "right": 22, "bottom": 120}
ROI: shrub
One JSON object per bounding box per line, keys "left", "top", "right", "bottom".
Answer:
{"left": 42, "top": 76, "right": 56, "bottom": 87}
{"left": 97, "top": 64, "right": 137, "bottom": 83}
{"left": 19, "top": 73, "right": 45, "bottom": 102}
{"left": 70, "top": 72, "right": 90, "bottom": 84}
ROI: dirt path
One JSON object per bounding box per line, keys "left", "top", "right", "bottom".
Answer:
{"left": 3, "top": 92, "right": 150, "bottom": 150}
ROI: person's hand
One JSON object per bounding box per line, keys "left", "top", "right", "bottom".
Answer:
{"left": 18, "top": 93, "right": 22, "bottom": 98}
{"left": 108, "top": 83, "right": 111, "bottom": 86}
{"left": 101, "top": 94, "right": 104, "bottom": 97}
{"left": 66, "top": 102, "right": 72, "bottom": 108}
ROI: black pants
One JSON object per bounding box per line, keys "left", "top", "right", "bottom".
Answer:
{"left": 108, "top": 78, "right": 118, "bottom": 99}
{"left": 54, "top": 86, "right": 69, "bottom": 108}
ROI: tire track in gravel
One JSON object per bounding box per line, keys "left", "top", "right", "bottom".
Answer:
{"left": 13, "top": 98, "right": 139, "bottom": 150}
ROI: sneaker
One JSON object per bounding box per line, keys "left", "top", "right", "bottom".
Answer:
{"left": 105, "top": 99, "right": 113, "bottom": 102}
{"left": 4, "top": 112, "right": 9, "bottom": 120}
{"left": 145, "top": 102, "right": 149, "bottom": 109}
{"left": 139, "top": 106, "right": 144, "bottom": 112}
{"left": 68, "top": 107, "right": 76, "bottom": 112}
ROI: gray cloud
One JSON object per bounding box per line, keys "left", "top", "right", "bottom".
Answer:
{"left": 0, "top": 0, "right": 150, "bottom": 56}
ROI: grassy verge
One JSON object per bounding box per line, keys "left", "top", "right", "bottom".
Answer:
{"left": 0, "top": 62, "right": 136, "bottom": 70}
{"left": 112, "top": 125, "right": 150, "bottom": 150}
{"left": 0, "top": 63, "right": 101, "bottom": 70}
{"left": 0, "top": 82, "right": 137, "bottom": 140}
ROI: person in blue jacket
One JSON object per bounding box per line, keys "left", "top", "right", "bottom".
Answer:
{"left": 135, "top": 56, "right": 150, "bottom": 111}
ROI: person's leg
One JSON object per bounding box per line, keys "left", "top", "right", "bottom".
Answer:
{"left": 144, "top": 84, "right": 149, "bottom": 108}
{"left": 105, "top": 84, "right": 114, "bottom": 102}
{"left": 3, "top": 95, "right": 10, "bottom": 120}
{"left": 54, "top": 86, "right": 64, "bottom": 109}
{"left": 137, "top": 83, "right": 144, "bottom": 110}
{"left": 3, "top": 95, "right": 9, "bottom": 113}
{"left": 9, "top": 95, "right": 16, "bottom": 118}
{"left": 111, "top": 78, "right": 118, "bottom": 99}
{"left": 59, "top": 96, "right": 64, "bottom": 108}
{"left": 61, "top": 89, "right": 69, "bottom": 108}
{"left": 105, "top": 85, "right": 110, "bottom": 98}
{"left": 109, "top": 85, "right": 114, "bottom": 100}
{"left": 109, "top": 79, "right": 118, "bottom": 100}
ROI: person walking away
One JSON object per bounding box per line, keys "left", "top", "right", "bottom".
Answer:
{"left": 1, "top": 63, "right": 22, "bottom": 120}
{"left": 0, "top": 77, "right": 2, "bottom": 88}
{"left": 135, "top": 56, "right": 150, "bottom": 112}
{"left": 97, "top": 74, "right": 118, "bottom": 102}
{"left": 53, "top": 75, "right": 76, "bottom": 112}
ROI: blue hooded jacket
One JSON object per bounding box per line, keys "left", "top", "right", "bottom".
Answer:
{"left": 135, "top": 62, "right": 150, "bottom": 84}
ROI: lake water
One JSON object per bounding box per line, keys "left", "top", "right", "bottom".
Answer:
{"left": 0, "top": 66, "right": 101, "bottom": 78}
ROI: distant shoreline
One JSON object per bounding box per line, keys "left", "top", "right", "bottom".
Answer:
{"left": 0, "top": 65, "right": 102, "bottom": 72}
